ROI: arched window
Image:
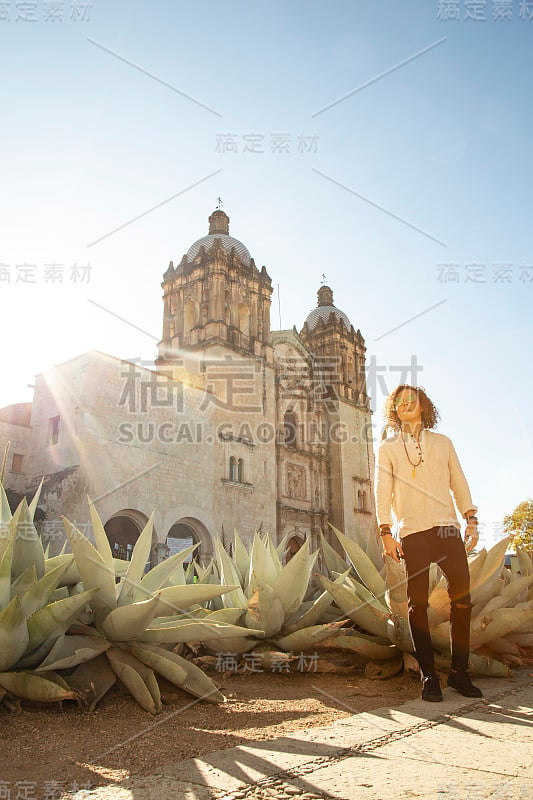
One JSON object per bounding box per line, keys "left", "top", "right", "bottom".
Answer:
{"left": 229, "top": 456, "right": 237, "bottom": 481}
{"left": 283, "top": 409, "right": 297, "bottom": 448}
{"left": 237, "top": 458, "right": 244, "bottom": 483}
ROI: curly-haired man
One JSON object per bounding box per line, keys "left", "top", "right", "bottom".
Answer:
{"left": 375, "top": 384, "right": 483, "bottom": 702}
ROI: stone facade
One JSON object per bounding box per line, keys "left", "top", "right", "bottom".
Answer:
{"left": 0, "top": 209, "right": 380, "bottom": 565}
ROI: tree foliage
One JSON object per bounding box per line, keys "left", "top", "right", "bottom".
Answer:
{"left": 503, "top": 499, "right": 533, "bottom": 552}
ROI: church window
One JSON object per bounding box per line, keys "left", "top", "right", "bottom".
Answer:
{"left": 229, "top": 456, "right": 237, "bottom": 481}
{"left": 283, "top": 409, "right": 297, "bottom": 447}
{"left": 49, "top": 415, "right": 60, "bottom": 445}
{"left": 11, "top": 453, "right": 24, "bottom": 473}
{"left": 237, "top": 458, "right": 244, "bottom": 483}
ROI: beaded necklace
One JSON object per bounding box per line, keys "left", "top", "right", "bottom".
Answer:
{"left": 401, "top": 430, "right": 424, "bottom": 478}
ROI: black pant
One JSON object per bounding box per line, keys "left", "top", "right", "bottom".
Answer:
{"left": 402, "top": 526, "right": 472, "bottom": 678}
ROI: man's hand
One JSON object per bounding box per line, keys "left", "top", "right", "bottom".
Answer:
{"left": 464, "top": 521, "right": 479, "bottom": 554}
{"left": 381, "top": 533, "right": 404, "bottom": 563}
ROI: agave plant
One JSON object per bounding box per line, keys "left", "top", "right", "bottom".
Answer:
{"left": 196, "top": 531, "right": 346, "bottom": 664}
{"left": 0, "top": 481, "right": 97, "bottom": 707}
{"left": 318, "top": 524, "right": 533, "bottom": 677}
{"left": 33, "top": 501, "right": 268, "bottom": 713}
{"left": 0, "top": 485, "right": 261, "bottom": 713}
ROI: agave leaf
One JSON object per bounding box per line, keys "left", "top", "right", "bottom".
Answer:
{"left": 248, "top": 534, "right": 278, "bottom": 592}
{"left": 244, "top": 581, "right": 284, "bottom": 637}
{"left": 45, "top": 553, "right": 80, "bottom": 587}
{"left": 204, "top": 608, "right": 244, "bottom": 625}
{"left": 0, "top": 536, "right": 14, "bottom": 609}
{"left": 330, "top": 523, "right": 386, "bottom": 600}
{"left": 317, "top": 574, "right": 390, "bottom": 638}
{"left": 99, "top": 594, "right": 160, "bottom": 642}
{"left": 479, "top": 575, "right": 533, "bottom": 615}
{"left": 516, "top": 547, "right": 533, "bottom": 577}
{"left": 129, "top": 642, "right": 225, "bottom": 703}
{"left": 274, "top": 621, "right": 345, "bottom": 653}
{"left": 26, "top": 588, "right": 99, "bottom": 651}
{"left": 20, "top": 558, "right": 74, "bottom": 617}
{"left": 281, "top": 571, "right": 351, "bottom": 635}
{"left": 468, "top": 651, "right": 510, "bottom": 677}
{"left": 63, "top": 517, "right": 116, "bottom": 618}
{"left": 28, "top": 477, "right": 44, "bottom": 520}
{"left": 320, "top": 531, "right": 348, "bottom": 576}
{"left": 272, "top": 541, "right": 318, "bottom": 618}
{"left": 11, "top": 498, "right": 45, "bottom": 580}
{"left": 87, "top": 498, "right": 115, "bottom": 572}
{"left": 0, "top": 671, "right": 80, "bottom": 703}
{"left": 0, "top": 482, "right": 12, "bottom": 561}
{"left": 387, "top": 614, "right": 414, "bottom": 651}
{"left": 471, "top": 538, "right": 510, "bottom": 608}
{"left": 153, "top": 583, "right": 240, "bottom": 617}
{"left": 118, "top": 514, "right": 155, "bottom": 606}
{"left": 213, "top": 540, "right": 247, "bottom": 609}
{"left": 427, "top": 576, "right": 451, "bottom": 627}
{"left": 139, "top": 543, "right": 198, "bottom": 595}
{"left": 383, "top": 556, "right": 408, "bottom": 618}
{"left": 141, "top": 620, "right": 258, "bottom": 644}
{"left": 233, "top": 529, "right": 250, "bottom": 580}
{"left": 335, "top": 633, "right": 398, "bottom": 661}
{"left": 275, "top": 532, "right": 290, "bottom": 561}
{"left": 0, "top": 595, "right": 30, "bottom": 671}
{"left": 265, "top": 534, "right": 282, "bottom": 574}
{"left": 10, "top": 564, "right": 38, "bottom": 599}
{"left": 107, "top": 647, "right": 161, "bottom": 714}
{"left": 37, "top": 633, "right": 110, "bottom": 671}
{"left": 184, "top": 561, "right": 196, "bottom": 583}
{"left": 471, "top": 607, "right": 533, "bottom": 648}
{"left": 126, "top": 642, "right": 187, "bottom": 686}
{"left": 67, "top": 652, "right": 117, "bottom": 711}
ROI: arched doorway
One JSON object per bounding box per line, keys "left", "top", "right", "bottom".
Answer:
{"left": 166, "top": 521, "right": 198, "bottom": 567}
{"left": 165, "top": 517, "right": 213, "bottom": 566}
{"left": 104, "top": 509, "right": 153, "bottom": 564}
{"left": 286, "top": 534, "right": 304, "bottom": 563}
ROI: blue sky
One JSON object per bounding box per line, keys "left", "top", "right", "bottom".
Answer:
{"left": 1, "top": 0, "right": 532, "bottom": 544}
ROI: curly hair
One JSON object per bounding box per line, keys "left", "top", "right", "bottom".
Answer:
{"left": 383, "top": 384, "right": 440, "bottom": 432}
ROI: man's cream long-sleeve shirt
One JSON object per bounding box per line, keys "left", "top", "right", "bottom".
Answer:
{"left": 375, "top": 429, "right": 477, "bottom": 539}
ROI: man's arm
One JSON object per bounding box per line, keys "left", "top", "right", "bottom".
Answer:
{"left": 375, "top": 443, "right": 404, "bottom": 562}
{"left": 448, "top": 438, "right": 479, "bottom": 552}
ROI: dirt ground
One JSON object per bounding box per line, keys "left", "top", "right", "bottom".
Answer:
{"left": 0, "top": 668, "right": 421, "bottom": 796}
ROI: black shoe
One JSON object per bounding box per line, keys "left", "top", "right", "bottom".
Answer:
{"left": 447, "top": 670, "right": 483, "bottom": 698}
{"left": 422, "top": 675, "right": 443, "bottom": 702}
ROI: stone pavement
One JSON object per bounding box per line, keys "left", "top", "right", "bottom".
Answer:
{"left": 68, "top": 670, "right": 533, "bottom": 800}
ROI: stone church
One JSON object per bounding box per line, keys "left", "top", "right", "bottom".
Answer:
{"left": 0, "top": 208, "right": 379, "bottom": 565}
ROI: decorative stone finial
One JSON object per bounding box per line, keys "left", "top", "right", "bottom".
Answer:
{"left": 208, "top": 209, "right": 229, "bottom": 235}
{"left": 317, "top": 285, "right": 333, "bottom": 307}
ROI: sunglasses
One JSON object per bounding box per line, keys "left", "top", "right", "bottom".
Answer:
{"left": 394, "top": 392, "right": 418, "bottom": 408}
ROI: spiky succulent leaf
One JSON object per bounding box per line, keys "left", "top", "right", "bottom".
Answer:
{"left": 11, "top": 498, "right": 45, "bottom": 580}
{"left": 99, "top": 595, "right": 160, "bottom": 642}
{"left": 26, "top": 588, "right": 99, "bottom": 652}
{"left": 63, "top": 517, "right": 116, "bottom": 619}
{"left": 244, "top": 581, "right": 284, "bottom": 637}
{"left": 139, "top": 543, "right": 198, "bottom": 595}
{"left": 272, "top": 540, "right": 318, "bottom": 617}
{"left": 37, "top": 634, "right": 110, "bottom": 671}
{"left": 107, "top": 647, "right": 161, "bottom": 714}
{"left": 19, "top": 559, "right": 74, "bottom": 617}
{"left": 0, "top": 595, "right": 29, "bottom": 670}
{"left": 0, "top": 671, "right": 80, "bottom": 703}
{"left": 329, "top": 523, "right": 386, "bottom": 600}
{"left": 117, "top": 514, "right": 155, "bottom": 606}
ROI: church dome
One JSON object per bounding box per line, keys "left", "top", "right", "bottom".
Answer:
{"left": 304, "top": 285, "right": 351, "bottom": 331}
{"left": 185, "top": 209, "right": 252, "bottom": 267}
